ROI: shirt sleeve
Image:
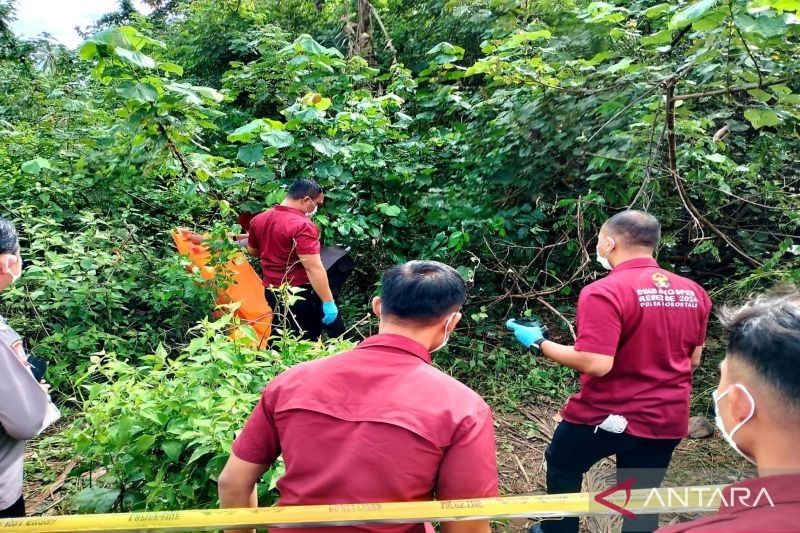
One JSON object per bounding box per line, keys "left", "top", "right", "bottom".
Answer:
{"left": 232, "top": 386, "right": 281, "bottom": 465}
{"left": 435, "top": 404, "right": 499, "bottom": 500}
{"left": 0, "top": 334, "right": 49, "bottom": 441}
{"left": 573, "top": 286, "right": 622, "bottom": 357}
{"left": 247, "top": 216, "right": 261, "bottom": 251}
{"left": 294, "top": 221, "right": 320, "bottom": 255}
{"left": 697, "top": 287, "right": 713, "bottom": 347}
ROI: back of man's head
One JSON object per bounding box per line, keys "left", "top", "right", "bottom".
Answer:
{"left": 719, "top": 285, "right": 800, "bottom": 420}
{"left": 380, "top": 261, "right": 466, "bottom": 324}
{"left": 0, "top": 217, "right": 17, "bottom": 255}
{"left": 603, "top": 210, "right": 661, "bottom": 250}
{"left": 287, "top": 179, "right": 324, "bottom": 200}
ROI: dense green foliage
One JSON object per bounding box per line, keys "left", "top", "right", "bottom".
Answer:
{"left": 1, "top": 0, "right": 798, "bottom": 513}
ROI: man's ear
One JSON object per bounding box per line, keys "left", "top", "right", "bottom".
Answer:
{"left": 372, "top": 296, "right": 382, "bottom": 318}
{"left": 0, "top": 255, "right": 12, "bottom": 275}
{"left": 447, "top": 312, "right": 462, "bottom": 333}
{"left": 728, "top": 384, "right": 756, "bottom": 424}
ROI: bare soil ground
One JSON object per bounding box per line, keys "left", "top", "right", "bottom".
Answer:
{"left": 492, "top": 400, "right": 751, "bottom": 532}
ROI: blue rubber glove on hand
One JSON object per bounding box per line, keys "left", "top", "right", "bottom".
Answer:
{"left": 322, "top": 300, "right": 339, "bottom": 325}
{"left": 506, "top": 319, "right": 544, "bottom": 349}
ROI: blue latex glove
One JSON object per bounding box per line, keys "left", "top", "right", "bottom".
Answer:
{"left": 322, "top": 300, "right": 339, "bottom": 325}
{"left": 506, "top": 319, "right": 544, "bottom": 349}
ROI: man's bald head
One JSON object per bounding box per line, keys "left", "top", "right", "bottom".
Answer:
{"left": 602, "top": 210, "right": 661, "bottom": 250}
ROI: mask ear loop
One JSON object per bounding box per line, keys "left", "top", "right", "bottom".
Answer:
{"left": 729, "top": 384, "right": 756, "bottom": 435}
{"left": 602, "top": 237, "right": 616, "bottom": 258}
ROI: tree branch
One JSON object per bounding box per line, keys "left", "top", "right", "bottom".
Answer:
{"left": 674, "top": 78, "right": 787, "bottom": 101}
{"left": 665, "top": 82, "right": 764, "bottom": 269}
{"left": 368, "top": 2, "right": 397, "bottom": 63}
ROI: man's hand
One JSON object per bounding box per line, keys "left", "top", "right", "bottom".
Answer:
{"left": 506, "top": 319, "right": 545, "bottom": 349}
{"left": 322, "top": 300, "right": 339, "bottom": 325}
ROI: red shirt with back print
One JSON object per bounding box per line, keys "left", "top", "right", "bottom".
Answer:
{"left": 248, "top": 205, "right": 320, "bottom": 287}
{"left": 562, "top": 258, "right": 712, "bottom": 439}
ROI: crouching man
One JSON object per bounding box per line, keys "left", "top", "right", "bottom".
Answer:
{"left": 219, "top": 260, "right": 498, "bottom": 533}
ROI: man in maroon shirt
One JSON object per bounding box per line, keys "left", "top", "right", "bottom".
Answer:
{"left": 218, "top": 261, "right": 499, "bottom": 533}
{"left": 507, "top": 210, "right": 712, "bottom": 533}
{"left": 657, "top": 285, "right": 800, "bottom": 532}
{"left": 247, "top": 179, "right": 344, "bottom": 340}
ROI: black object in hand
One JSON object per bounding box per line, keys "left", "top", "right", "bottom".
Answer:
{"left": 28, "top": 355, "right": 48, "bottom": 382}
{"left": 513, "top": 318, "right": 550, "bottom": 339}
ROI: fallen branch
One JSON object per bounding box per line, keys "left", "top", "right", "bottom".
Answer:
{"left": 28, "top": 457, "right": 79, "bottom": 513}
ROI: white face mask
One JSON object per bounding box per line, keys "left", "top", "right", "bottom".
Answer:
{"left": 305, "top": 198, "right": 318, "bottom": 218}
{"left": 595, "top": 237, "right": 614, "bottom": 270}
{"left": 430, "top": 312, "right": 458, "bottom": 353}
{"left": 713, "top": 384, "right": 756, "bottom": 465}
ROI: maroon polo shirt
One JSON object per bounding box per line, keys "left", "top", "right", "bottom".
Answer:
{"left": 248, "top": 205, "right": 320, "bottom": 287}
{"left": 562, "top": 257, "right": 712, "bottom": 439}
{"left": 232, "top": 333, "right": 499, "bottom": 533}
{"left": 656, "top": 474, "right": 800, "bottom": 532}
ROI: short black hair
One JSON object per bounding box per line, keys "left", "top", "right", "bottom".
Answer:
{"left": 0, "top": 217, "right": 18, "bottom": 255}
{"left": 719, "top": 285, "right": 800, "bottom": 414}
{"left": 603, "top": 210, "right": 661, "bottom": 248}
{"left": 380, "top": 261, "right": 466, "bottom": 323}
{"left": 287, "top": 179, "right": 324, "bottom": 200}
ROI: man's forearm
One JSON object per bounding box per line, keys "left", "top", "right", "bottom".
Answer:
{"left": 305, "top": 265, "right": 334, "bottom": 302}
{"left": 441, "top": 519, "right": 491, "bottom": 533}
{"left": 540, "top": 341, "right": 611, "bottom": 377}
{"left": 219, "top": 484, "right": 258, "bottom": 533}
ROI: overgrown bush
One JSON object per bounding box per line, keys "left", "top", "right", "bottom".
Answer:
{"left": 67, "top": 313, "right": 353, "bottom": 512}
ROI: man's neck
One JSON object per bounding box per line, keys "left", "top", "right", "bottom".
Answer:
{"left": 756, "top": 433, "right": 800, "bottom": 476}
{"left": 611, "top": 250, "right": 654, "bottom": 268}
{"left": 377, "top": 323, "right": 434, "bottom": 352}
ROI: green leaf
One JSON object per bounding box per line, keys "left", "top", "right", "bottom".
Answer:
{"left": 114, "top": 47, "right": 156, "bottom": 69}
{"left": 670, "top": 0, "right": 717, "bottom": 29}
{"left": 132, "top": 434, "right": 157, "bottom": 453}
{"left": 704, "top": 153, "right": 728, "bottom": 163}
{"left": 161, "top": 440, "right": 183, "bottom": 462}
{"left": 641, "top": 28, "right": 674, "bottom": 46}
{"left": 310, "top": 138, "right": 340, "bottom": 157}
{"left": 194, "top": 86, "right": 224, "bottom": 103}
{"left": 117, "top": 81, "right": 158, "bottom": 103}
{"left": 606, "top": 57, "right": 633, "bottom": 73}
{"left": 735, "top": 13, "right": 788, "bottom": 37}
{"left": 228, "top": 119, "right": 265, "bottom": 143}
{"left": 74, "top": 487, "right": 120, "bottom": 514}
{"left": 260, "top": 130, "right": 294, "bottom": 148}
{"left": 245, "top": 166, "right": 276, "bottom": 184}
{"left": 284, "top": 34, "right": 343, "bottom": 58}
{"left": 187, "top": 445, "right": 213, "bottom": 465}
{"left": 497, "top": 30, "right": 551, "bottom": 51}
{"left": 158, "top": 62, "right": 184, "bottom": 76}
{"left": 744, "top": 108, "right": 782, "bottom": 128}
{"left": 426, "top": 42, "right": 465, "bottom": 64}
{"left": 237, "top": 144, "right": 263, "bottom": 165}
{"left": 644, "top": 3, "right": 671, "bottom": 18}
{"left": 78, "top": 41, "right": 98, "bottom": 61}
{"left": 748, "top": 88, "right": 773, "bottom": 103}
{"left": 21, "top": 157, "right": 52, "bottom": 175}
{"left": 377, "top": 203, "right": 402, "bottom": 217}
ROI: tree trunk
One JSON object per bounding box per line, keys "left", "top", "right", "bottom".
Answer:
{"left": 353, "top": 0, "right": 375, "bottom": 64}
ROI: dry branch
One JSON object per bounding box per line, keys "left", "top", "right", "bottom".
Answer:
{"left": 664, "top": 82, "right": 764, "bottom": 269}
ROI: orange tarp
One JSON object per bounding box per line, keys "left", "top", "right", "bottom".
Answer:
{"left": 171, "top": 228, "right": 272, "bottom": 347}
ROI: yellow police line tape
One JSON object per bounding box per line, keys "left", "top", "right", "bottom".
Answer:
{"left": 0, "top": 485, "right": 724, "bottom": 532}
